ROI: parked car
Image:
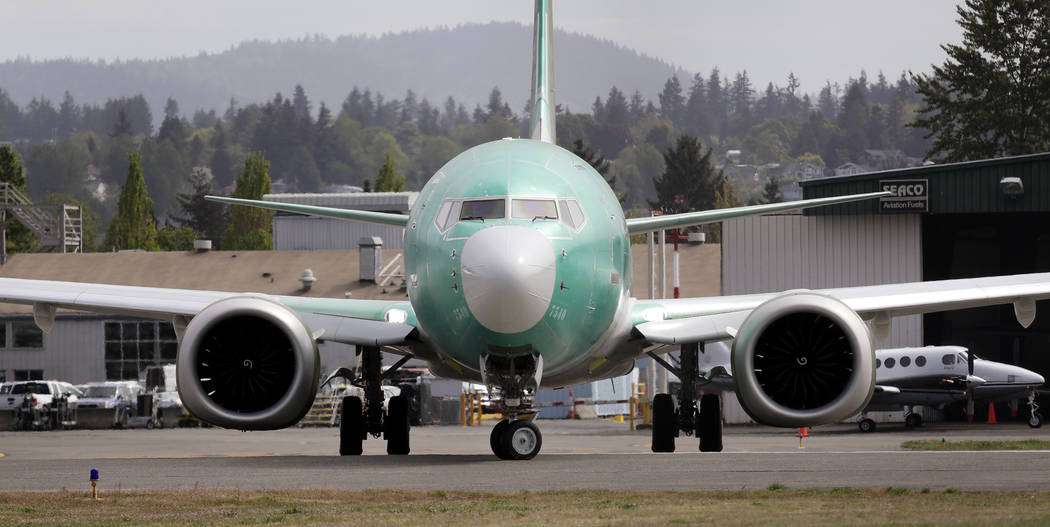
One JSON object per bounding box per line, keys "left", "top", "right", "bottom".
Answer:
{"left": 0, "top": 380, "right": 80, "bottom": 430}
{"left": 76, "top": 382, "right": 140, "bottom": 429}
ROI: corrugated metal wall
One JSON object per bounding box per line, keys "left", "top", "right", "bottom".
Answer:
{"left": 0, "top": 317, "right": 104, "bottom": 384}
{"left": 719, "top": 213, "right": 924, "bottom": 423}
{"left": 274, "top": 215, "right": 407, "bottom": 250}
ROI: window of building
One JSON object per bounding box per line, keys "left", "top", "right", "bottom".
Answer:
{"left": 884, "top": 357, "right": 895, "bottom": 368}
{"left": 14, "top": 369, "right": 43, "bottom": 381}
{"left": 900, "top": 356, "right": 911, "bottom": 367}
{"left": 12, "top": 322, "right": 43, "bottom": 348}
{"left": 0, "top": 323, "right": 6, "bottom": 348}
{"left": 104, "top": 321, "right": 179, "bottom": 381}
{"left": 915, "top": 356, "right": 927, "bottom": 367}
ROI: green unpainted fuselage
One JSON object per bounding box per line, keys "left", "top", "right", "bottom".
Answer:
{"left": 405, "top": 138, "right": 632, "bottom": 386}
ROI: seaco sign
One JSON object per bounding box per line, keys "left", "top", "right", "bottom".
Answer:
{"left": 879, "top": 179, "right": 928, "bottom": 213}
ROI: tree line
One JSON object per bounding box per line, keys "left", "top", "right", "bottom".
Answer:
{"left": 0, "top": 0, "right": 1046, "bottom": 253}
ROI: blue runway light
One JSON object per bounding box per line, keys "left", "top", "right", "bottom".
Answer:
{"left": 90, "top": 468, "right": 99, "bottom": 481}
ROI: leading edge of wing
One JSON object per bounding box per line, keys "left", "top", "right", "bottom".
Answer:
{"left": 625, "top": 191, "right": 890, "bottom": 235}
{"left": 0, "top": 278, "right": 417, "bottom": 347}
{"left": 631, "top": 272, "right": 1050, "bottom": 345}
{"left": 205, "top": 195, "right": 410, "bottom": 227}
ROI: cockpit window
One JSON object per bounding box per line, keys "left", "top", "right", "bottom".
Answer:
{"left": 460, "top": 199, "right": 505, "bottom": 221}
{"left": 557, "top": 199, "right": 586, "bottom": 231}
{"left": 942, "top": 354, "right": 955, "bottom": 365}
{"left": 435, "top": 200, "right": 455, "bottom": 232}
{"left": 512, "top": 199, "right": 557, "bottom": 220}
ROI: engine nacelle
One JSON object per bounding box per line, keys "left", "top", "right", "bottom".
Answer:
{"left": 731, "top": 291, "right": 875, "bottom": 428}
{"left": 176, "top": 296, "right": 319, "bottom": 430}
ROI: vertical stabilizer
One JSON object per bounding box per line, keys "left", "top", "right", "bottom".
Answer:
{"left": 530, "top": 0, "right": 556, "bottom": 144}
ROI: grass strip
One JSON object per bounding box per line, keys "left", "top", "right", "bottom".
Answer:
{"left": 3, "top": 488, "right": 1050, "bottom": 526}
{"left": 901, "top": 439, "right": 1050, "bottom": 451}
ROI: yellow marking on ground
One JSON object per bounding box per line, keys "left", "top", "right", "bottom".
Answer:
{"left": 0, "top": 453, "right": 5, "bottom": 458}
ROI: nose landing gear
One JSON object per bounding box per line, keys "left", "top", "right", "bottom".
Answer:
{"left": 490, "top": 418, "right": 542, "bottom": 460}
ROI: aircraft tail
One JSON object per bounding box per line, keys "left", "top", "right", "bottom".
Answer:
{"left": 529, "top": 0, "right": 556, "bottom": 144}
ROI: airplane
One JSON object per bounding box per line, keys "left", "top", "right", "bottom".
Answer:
{"left": 687, "top": 343, "right": 1045, "bottom": 433}
{"left": 2, "top": 0, "right": 1050, "bottom": 460}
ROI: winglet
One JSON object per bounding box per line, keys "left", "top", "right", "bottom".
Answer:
{"left": 530, "top": 0, "right": 556, "bottom": 144}
{"left": 205, "top": 195, "right": 410, "bottom": 227}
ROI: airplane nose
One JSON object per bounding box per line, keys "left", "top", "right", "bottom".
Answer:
{"left": 461, "top": 225, "right": 556, "bottom": 334}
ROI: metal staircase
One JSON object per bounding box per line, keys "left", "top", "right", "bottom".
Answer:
{"left": 0, "top": 182, "right": 82, "bottom": 263}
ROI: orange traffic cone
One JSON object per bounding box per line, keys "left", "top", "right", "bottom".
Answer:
{"left": 567, "top": 389, "right": 578, "bottom": 420}
{"left": 987, "top": 402, "right": 997, "bottom": 424}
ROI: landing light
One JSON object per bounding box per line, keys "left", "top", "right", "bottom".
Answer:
{"left": 384, "top": 309, "right": 409, "bottom": 324}
{"left": 642, "top": 308, "right": 666, "bottom": 322}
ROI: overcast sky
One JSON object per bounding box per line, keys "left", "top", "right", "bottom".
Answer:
{"left": 2, "top": 1, "right": 963, "bottom": 93}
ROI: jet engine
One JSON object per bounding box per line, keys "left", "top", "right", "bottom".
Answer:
{"left": 731, "top": 291, "right": 875, "bottom": 428}
{"left": 176, "top": 296, "right": 320, "bottom": 430}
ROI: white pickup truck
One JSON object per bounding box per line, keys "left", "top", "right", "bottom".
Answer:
{"left": 0, "top": 380, "right": 81, "bottom": 430}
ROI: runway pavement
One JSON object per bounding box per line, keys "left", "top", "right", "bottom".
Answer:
{"left": 1, "top": 420, "right": 1047, "bottom": 491}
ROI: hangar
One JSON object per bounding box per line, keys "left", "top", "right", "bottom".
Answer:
{"left": 723, "top": 152, "right": 1050, "bottom": 421}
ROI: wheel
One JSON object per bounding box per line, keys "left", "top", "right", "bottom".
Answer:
{"left": 384, "top": 395, "right": 411, "bottom": 455}
{"left": 651, "top": 393, "right": 676, "bottom": 453}
{"left": 146, "top": 420, "right": 155, "bottom": 430}
{"left": 698, "top": 394, "right": 723, "bottom": 452}
{"left": 490, "top": 419, "right": 511, "bottom": 459}
{"left": 858, "top": 418, "right": 876, "bottom": 433}
{"left": 905, "top": 413, "right": 922, "bottom": 428}
{"left": 340, "top": 396, "right": 364, "bottom": 456}
{"left": 1029, "top": 412, "right": 1043, "bottom": 429}
{"left": 500, "top": 420, "right": 542, "bottom": 460}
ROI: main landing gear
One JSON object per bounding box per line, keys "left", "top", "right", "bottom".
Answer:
{"left": 649, "top": 342, "right": 724, "bottom": 453}
{"left": 1027, "top": 391, "right": 1042, "bottom": 429}
{"left": 333, "top": 346, "right": 412, "bottom": 456}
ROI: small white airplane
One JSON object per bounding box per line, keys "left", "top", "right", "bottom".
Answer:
{"left": 0, "top": 0, "right": 1049, "bottom": 460}
{"left": 690, "top": 343, "right": 1045, "bottom": 432}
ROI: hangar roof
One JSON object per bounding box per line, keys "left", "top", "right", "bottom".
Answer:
{"left": 0, "top": 249, "right": 406, "bottom": 315}
{"left": 800, "top": 152, "right": 1050, "bottom": 215}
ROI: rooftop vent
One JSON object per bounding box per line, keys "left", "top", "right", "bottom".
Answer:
{"left": 300, "top": 269, "right": 317, "bottom": 290}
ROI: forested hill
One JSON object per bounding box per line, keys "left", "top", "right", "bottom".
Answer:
{"left": 0, "top": 22, "right": 683, "bottom": 119}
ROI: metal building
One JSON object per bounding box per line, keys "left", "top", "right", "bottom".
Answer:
{"left": 722, "top": 152, "right": 1050, "bottom": 422}
{"left": 265, "top": 192, "right": 418, "bottom": 250}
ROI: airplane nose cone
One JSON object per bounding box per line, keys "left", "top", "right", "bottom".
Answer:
{"left": 461, "top": 225, "right": 556, "bottom": 334}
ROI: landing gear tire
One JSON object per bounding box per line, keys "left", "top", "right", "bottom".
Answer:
{"left": 384, "top": 395, "right": 411, "bottom": 455}
{"left": 499, "top": 420, "right": 542, "bottom": 460}
{"left": 858, "top": 418, "right": 876, "bottom": 433}
{"left": 905, "top": 413, "right": 922, "bottom": 428}
{"left": 651, "top": 393, "right": 676, "bottom": 453}
{"left": 698, "top": 394, "right": 723, "bottom": 452}
{"left": 490, "top": 419, "right": 511, "bottom": 459}
{"left": 1029, "top": 412, "right": 1043, "bottom": 429}
{"left": 340, "top": 396, "right": 364, "bottom": 456}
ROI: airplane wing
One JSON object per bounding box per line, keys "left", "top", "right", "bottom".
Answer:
{"left": 0, "top": 278, "right": 417, "bottom": 347}
{"left": 205, "top": 196, "right": 410, "bottom": 227}
{"left": 625, "top": 191, "right": 889, "bottom": 235}
{"left": 632, "top": 272, "right": 1050, "bottom": 345}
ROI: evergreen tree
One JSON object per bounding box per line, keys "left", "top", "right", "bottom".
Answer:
{"left": 657, "top": 76, "right": 685, "bottom": 127}
{"left": 163, "top": 97, "right": 180, "bottom": 119}
{"left": 684, "top": 73, "right": 708, "bottom": 135}
{"left": 110, "top": 109, "right": 133, "bottom": 138}
{"left": 174, "top": 167, "right": 228, "bottom": 244}
{"left": 650, "top": 135, "right": 721, "bottom": 214}
{"left": 762, "top": 175, "right": 783, "bottom": 204}
{"left": 569, "top": 138, "right": 621, "bottom": 203}
{"left": 713, "top": 176, "right": 743, "bottom": 209}
{"left": 604, "top": 87, "right": 629, "bottom": 127}
{"left": 292, "top": 84, "right": 312, "bottom": 122}
{"left": 209, "top": 124, "right": 235, "bottom": 188}
{"left": 912, "top": 0, "right": 1050, "bottom": 161}
{"left": 373, "top": 152, "right": 405, "bottom": 192}
{"left": 818, "top": 81, "right": 839, "bottom": 120}
{"left": 0, "top": 145, "right": 35, "bottom": 253}
{"left": 105, "top": 153, "right": 158, "bottom": 251}
{"left": 839, "top": 80, "right": 870, "bottom": 159}
{"left": 222, "top": 152, "right": 273, "bottom": 250}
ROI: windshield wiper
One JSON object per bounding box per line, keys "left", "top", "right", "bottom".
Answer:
{"left": 461, "top": 216, "right": 486, "bottom": 222}
{"left": 532, "top": 215, "right": 557, "bottom": 222}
